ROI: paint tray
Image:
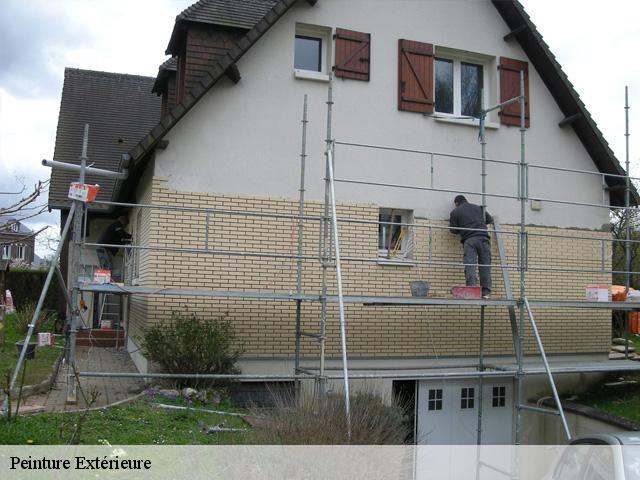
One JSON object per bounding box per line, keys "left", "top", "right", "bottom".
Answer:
{"left": 451, "top": 286, "right": 481, "bottom": 299}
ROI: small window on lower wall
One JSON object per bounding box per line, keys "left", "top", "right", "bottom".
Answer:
{"left": 461, "top": 387, "right": 475, "bottom": 409}
{"left": 428, "top": 388, "right": 443, "bottom": 411}
{"left": 294, "top": 24, "right": 331, "bottom": 81}
{"left": 378, "top": 208, "right": 413, "bottom": 261}
{"left": 492, "top": 386, "right": 506, "bottom": 407}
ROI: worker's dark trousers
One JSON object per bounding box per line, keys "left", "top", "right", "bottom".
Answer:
{"left": 463, "top": 236, "right": 492, "bottom": 293}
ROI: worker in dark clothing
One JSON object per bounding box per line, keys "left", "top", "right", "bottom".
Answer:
{"left": 96, "top": 215, "right": 131, "bottom": 272}
{"left": 449, "top": 195, "right": 493, "bottom": 298}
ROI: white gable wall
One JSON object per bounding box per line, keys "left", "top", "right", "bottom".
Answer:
{"left": 155, "top": 0, "right": 610, "bottom": 230}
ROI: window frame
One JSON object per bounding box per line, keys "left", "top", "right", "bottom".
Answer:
{"left": 293, "top": 24, "right": 332, "bottom": 82}
{"left": 377, "top": 208, "right": 413, "bottom": 261}
{"left": 460, "top": 387, "right": 475, "bottom": 409}
{"left": 1, "top": 245, "right": 9, "bottom": 259}
{"left": 433, "top": 47, "right": 493, "bottom": 122}
{"left": 10, "top": 223, "right": 19, "bottom": 232}
{"left": 427, "top": 388, "right": 443, "bottom": 411}
{"left": 16, "top": 245, "right": 25, "bottom": 260}
{"left": 492, "top": 386, "right": 506, "bottom": 408}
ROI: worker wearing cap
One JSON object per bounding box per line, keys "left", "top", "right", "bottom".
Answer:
{"left": 449, "top": 195, "right": 493, "bottom": 298}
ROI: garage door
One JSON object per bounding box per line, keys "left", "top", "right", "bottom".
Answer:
{"left": 417, "top": 378, "right": 514, "bottom": 445}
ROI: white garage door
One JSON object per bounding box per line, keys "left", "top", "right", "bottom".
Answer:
{"left": 417, "top": 378, "right": 514, "bottom": 445}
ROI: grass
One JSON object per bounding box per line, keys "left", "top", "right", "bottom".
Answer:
{"left": 0, "top": 313, "right": 63, "bottom": 387}
{"left": 576, "top": 333, "right": 640, "bottom": 423}
{"left": 0, "top": 392, "right": 251, "bottom": 445}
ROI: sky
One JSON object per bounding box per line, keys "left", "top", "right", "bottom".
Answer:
{"left": 0, "top": 0, "right": 638, "bottom": 256}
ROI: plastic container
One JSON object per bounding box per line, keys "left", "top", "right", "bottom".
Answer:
{"left": 586, "top": 285, "right": 608, "bottom": 302}
{"left": 410, "top": 281, "right": 430, "bottom": 297}
{"left": 15, "top": 341, "right": 37, "bottom": 360}
{"left": 451, "top": 286, "right": 482, "bottom": 299}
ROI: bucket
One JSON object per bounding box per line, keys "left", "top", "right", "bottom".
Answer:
{"left": 15, "top": 341, "right": 37, "bottom": 360}
{"left": 409, "top": 281, "right": 430, "bottom": 297}
{"left": 586, "top": 285, "right": 608, "bottom": 302}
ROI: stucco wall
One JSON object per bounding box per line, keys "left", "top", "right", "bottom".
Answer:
{"left": 155, "top": 0, "right": 610, "bottom": 230}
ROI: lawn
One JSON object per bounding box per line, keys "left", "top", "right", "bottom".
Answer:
{"left": 576, "top": 335, "right": 640, "bottom": 423}
{"left": 0, "top": 313, "right": 63, "bottom": 387}
{"left": 0, "top": 392, "right": 251, "bottom": 445}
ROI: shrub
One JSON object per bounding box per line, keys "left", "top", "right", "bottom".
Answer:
{"left": 251, "top": 391, "right": 409, "bottom": 445}
{"left": 6, "top": 269, "right": 60, "bottom": 312}
{"left": 15, "top": 301, "right": 55, "bottom": 334}
{"left": 141, "top": 310, "right": 241, "bottom": 389}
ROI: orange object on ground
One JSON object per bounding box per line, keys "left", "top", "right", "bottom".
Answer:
{"left": 629, "top": 312, "right": 640, "bottom": 334}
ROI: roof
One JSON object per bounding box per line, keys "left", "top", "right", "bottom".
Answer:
{"left": 127, "top": 0, "right": 632, "bottom": 206}
{"left": 49, "top": 69, "right": 161, "bottom": 211}
{"left": 491, "top": 0, "right": 635, "bottom": 205}
{"left": 152, "top": 57, "right": 177, "bottom": 95}
{"left": 0, "top": 218, "right": 33, "bottom": 235}
{"left": 166, "top": 0, "right": 278, "bottom": 54}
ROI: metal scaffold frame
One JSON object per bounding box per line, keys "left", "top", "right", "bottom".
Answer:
{"left": 5, "top": 80, "right": 636, "bottom": 447}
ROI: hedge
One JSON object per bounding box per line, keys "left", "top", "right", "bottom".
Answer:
{"left": 6, "top": 269, "right": 61, "bottom": 312}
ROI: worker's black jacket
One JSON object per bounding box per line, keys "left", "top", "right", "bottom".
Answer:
{"left": 449, "top": 201, "right": 493, "bottom": 243}
{"left": 98, "top": 221, "right": 132, "bottom": 254}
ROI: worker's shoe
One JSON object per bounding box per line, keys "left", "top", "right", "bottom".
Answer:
{"left": 481, "top": 288, "right": 491, "bottom": 299}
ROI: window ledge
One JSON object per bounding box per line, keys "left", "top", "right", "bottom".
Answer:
{"left": 294, "top": 70, "right": 330, "bottom": 82}
{"left": 377, "top": 258, "right": 415, "bottom": 267}
{"left": 432, "top": 115, "right": 500, "bottom": 129}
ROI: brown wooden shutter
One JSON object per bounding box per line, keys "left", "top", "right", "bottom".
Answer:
{"left": 334, "top": 28, "right": 370, "bottom": 81}
{"left": 398, "top": 39, "right": 434, "bottom": 113}
{"left": 499, "top": 57, "right": 530, "bottom": 127}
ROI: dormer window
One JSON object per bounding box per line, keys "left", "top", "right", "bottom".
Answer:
{"left": 10, "top": 223, "right": 19, "bottom": 232}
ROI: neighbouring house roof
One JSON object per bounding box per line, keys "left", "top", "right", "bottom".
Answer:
{"left": 165, "top": 0, "right": 278, "bottom": 54}
{"left": 48, "top": 68, "right": 161, "bottom": 211}
{"left": 123, "top": 0, "right": 633, "bottom": 206}
{"left": 0, "top": 218, "right": 33, "bottom": 235}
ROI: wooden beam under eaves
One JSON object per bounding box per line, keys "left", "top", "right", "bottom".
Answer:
{"left": 503, "top": 25, "right": 528, "bottom": 42}
{"left": 306, "top": 0, "right": 318, "bottom": 5}
{"left": 558, "top": 113, "right": 582, "bottom": 127}
{"left": 155, "top": 140, "right": 170, "bottom": 150}
{"left": 225, "top": 64, "right": 241, "bottom": 84}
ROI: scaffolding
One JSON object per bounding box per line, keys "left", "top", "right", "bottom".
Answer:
{"left": 5, "top": 79, "right": 637, "bottom": 446}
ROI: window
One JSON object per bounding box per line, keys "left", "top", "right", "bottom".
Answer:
{"left": 1, "top": 245, "right": 9, "bottom": 259}
{"left": 378, "top": 209, "right": 413, "bottom": 260}
{"left": 295, "top": 36, "right": 322, "bottom": 72}
{"left": 16, "top": 245, "right": 25, "bottom": 260}
{"left": 10, "top": 223, "right": 19, "bottom": 232}
{"left": 435, "top": 56, "right": 485, "bottom": 119}
{"left": 428, "top": 389, "right": 443, "bottom": 411}
{"left": 492, "top": 386, "right": 506, "bottom": 407}
{"left": 294, "top": 24, "right": 331, "bottom": 81}
{"left": 460, "top": 387, "right": 475, "bottom": 409}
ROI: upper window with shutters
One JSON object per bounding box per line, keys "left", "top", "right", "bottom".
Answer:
{"left": 398, "top": 40, "right": 530, "bottom": 127}
{"left": 433, "top": 48, "right": 493, "bottom": 121}
{"left": 294, "top": 25, "right": 370, "bottom": 83}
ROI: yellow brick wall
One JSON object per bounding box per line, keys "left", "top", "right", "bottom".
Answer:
{"left": 126, "top": 176, "right": 612, "bottom": 359}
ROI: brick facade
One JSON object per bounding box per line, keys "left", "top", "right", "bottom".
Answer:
{"left": 127, "top": 177, "right": 611, "bottom": 361}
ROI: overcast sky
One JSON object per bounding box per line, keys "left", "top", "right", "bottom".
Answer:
{"left": 0, "top": 0, "right": 638, "bottom": 256}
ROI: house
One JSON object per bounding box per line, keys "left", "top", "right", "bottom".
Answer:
{"left": 0, "top": 219, "right": 36, "bottom": 268}
{"left": 48, "top": 0, "right": 634, "bottom": 444}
